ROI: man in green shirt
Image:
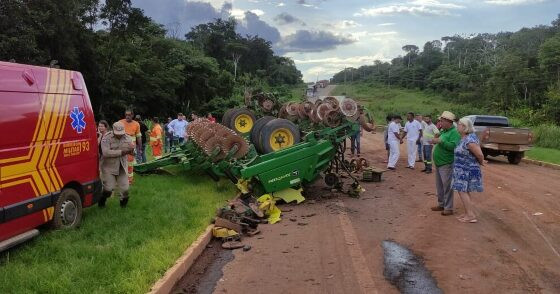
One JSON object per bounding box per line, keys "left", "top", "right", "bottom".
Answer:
{"left": 430, "top": 111, "right": 461, "bottom": 215}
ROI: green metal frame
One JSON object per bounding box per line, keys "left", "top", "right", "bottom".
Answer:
{"left": 134, "top": 119, "right": 360, "bottom": 194}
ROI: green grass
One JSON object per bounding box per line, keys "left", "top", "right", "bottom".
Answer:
{"left": 332, "top": 83, "right": 480, "bottom": 124}
{"left": 531, "top": 124, "right": 560, "bottom": 150}
{"left": 0, "top": 169, "right": 236, "bottom": 293}
{"left": 526, "top": 147, "right": 560, "bottom": 165}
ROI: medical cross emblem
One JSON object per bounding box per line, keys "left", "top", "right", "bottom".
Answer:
{"left": 70, "top": 106, "right": 86, "bottom": 134}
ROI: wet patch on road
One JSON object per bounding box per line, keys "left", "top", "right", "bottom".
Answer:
{"left": 171, "top": 239, "right": 234, "bottom": 294}
{"left": 382, "top": 240, "right": 443, "bottom": 294}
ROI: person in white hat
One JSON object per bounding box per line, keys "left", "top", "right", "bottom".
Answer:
{"left": 430, "top": 111, "right": 461, "bottom": 215}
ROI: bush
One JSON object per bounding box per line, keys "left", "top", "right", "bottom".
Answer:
{"left": 532, "top": 124, "right": 560, "bottom": 149}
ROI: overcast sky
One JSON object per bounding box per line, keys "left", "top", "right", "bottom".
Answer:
{"left": 131, "top": 0, "right": 559, "bottom": 82}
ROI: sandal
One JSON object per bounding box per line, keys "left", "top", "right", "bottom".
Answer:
{"left": 458, "top": 217, "right": 478, "bottom": 223}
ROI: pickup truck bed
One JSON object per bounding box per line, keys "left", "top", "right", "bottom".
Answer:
{"left": 466, "top": 115, "right": 533, "bottom": 164}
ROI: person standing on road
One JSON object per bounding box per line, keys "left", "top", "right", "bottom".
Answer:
{"left": 430, "top": 111, "right": 461, "bottom": 216}
{"left": 100, "top": 122, "right": 134, "bottom": 208}
{"left": 383, "top": 115, "right": 393, "bottom": 163}
{"left": 119, "top": 110, "right": 141, "bottom": 185}
{"left": 149, "top": 117, "right": 163, "bottom": 160}
{"left": 350, "top": 125, "right": 362, "bottom": 157}
{"left": 416, "top": 114, "right": 425, "bottom": 162}
{"left": 421, "top": 115, "right": 439, "bottom": 174}
{"left": 135, "top": 114, "right": 149, "bottom": 164}
{"left": 452, "top": 117, "right": 485, "bottom": 223}
{"left": 167, "top": 113, "right": 188, "bottom": 146}
{"left": 164, "top": 117, "right": 173, "bottom": 153}
{"left": 402, "top": 112, "right": 423, "bottom": 169}
{"left": 387, "top": 115, "right": 403, "bottom": 170}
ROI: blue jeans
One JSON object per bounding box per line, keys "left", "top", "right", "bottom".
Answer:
{"left": 350, "top": 134, "right": 360, "bottom": 155}
{"left": 136, "top": 144, "right": 147, "bottom": 163}
{"left": 417, "top": 141, "right": 423, "bottom": 161}
{"left": 423, "top": 144, "right": 433, "bottom": 171}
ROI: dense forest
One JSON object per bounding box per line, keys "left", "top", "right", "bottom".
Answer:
{"left": 0, "top": 0, "right": 303, "bottom": 120}
{"left": 332, "top": 16, "right": 560, "bottom": 125}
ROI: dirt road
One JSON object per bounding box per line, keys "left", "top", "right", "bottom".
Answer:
{"left": 174, "top": 130, "right": 560, "bottom": 294}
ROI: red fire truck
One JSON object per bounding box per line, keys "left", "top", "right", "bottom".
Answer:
{"left": 0, "top": 61, "right": 101, "bottom": 251}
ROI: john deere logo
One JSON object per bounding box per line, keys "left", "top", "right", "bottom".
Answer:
{"left": 292, "top": 170, "right": 299, "bottom": 176}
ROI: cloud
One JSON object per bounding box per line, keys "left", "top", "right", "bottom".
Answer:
{"left": 132, "top": 0, "right": 232, "bottom": 37}
{"left": 485, "top": 0, "right": 546, "bottom": 4}
{"left": 339, "top": 20, "right": 362, "bottom": 28}
{"left": 279, "top": 30, "right": 355, "bottom": 53}
{"left": 274, "top": 12, "right": 306, "bottom": 25}
{"left": 378, "top": 22, "right": 396, "bottom": 26}
{"left": 355, "top": 0, "right": 465, "bottom": 17}
{"left": 237, "top": 11, "right": 282, "bottom": 44}
{"left": 277, "top": 2, "right": 285, "bottom": 7}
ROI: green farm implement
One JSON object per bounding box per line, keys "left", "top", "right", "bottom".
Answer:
{"left": 135, "top": 96, "right": 374, "bottom": 197}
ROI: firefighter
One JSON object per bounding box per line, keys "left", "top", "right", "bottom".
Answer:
{"left": 99, "top": 122, "right": 134, "bottom": 208}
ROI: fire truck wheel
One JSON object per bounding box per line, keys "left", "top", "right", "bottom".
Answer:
{"left": 52, "top": 188, "right": 83, "bottom": 230}
{"left": 229, "top": 108, "right": 256, "bottom": 135}
{"left": 251, "top": 116, "right": 275, "bottom": 152}
{"left": 221, "top": 108, "right": 236, "bottom": 128}
{"left": 259, "top": 119, "right": 301, "bottom": 154}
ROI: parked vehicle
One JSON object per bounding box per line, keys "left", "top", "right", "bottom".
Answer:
{"left": 0, "top": 61, "right": 101, "bottom": 251}
{"left": 466, "top": 115, "right": 532, "bottom": 164}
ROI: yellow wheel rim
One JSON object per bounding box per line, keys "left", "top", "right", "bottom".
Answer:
{"left": 269, "top": 128, "right": 295, "bottom": 151}
{"left": 234, "top": 114, "right": 253, "bottom": 133}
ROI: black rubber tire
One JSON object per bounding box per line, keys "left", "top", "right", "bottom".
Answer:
{"left": 228, "top": 108, "right": 256, "bottom": 135}
{"left": 507, "top": 152, "right": 523, "bottom": 164}
{"left": 221, "top": 108, "right": 236, "bottom": 128}
{"left": 251, "top": 116, "right": 276, "bottom": 153}
{"left": 259, "top": 118, "right": 300, "bottom": 154}
{"left": 52, "top": 188, "right": 83, "bottom": 229}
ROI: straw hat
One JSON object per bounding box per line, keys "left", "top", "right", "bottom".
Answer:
{"left": 439, "top": 111, "right": 456, "bottom": 121}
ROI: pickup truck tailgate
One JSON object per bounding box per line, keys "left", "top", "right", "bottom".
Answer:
{"left": 488, "top": 127, "right": 530, "bottom": 145}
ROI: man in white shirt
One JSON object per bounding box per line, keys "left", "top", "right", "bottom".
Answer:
{"left": 387, "top": 115, "right": 403, "bottom": 170}
{"left": 402, "top": 112, "right": 423, "bottom": 169}
{"left": 167, "top": 113, "right": 188, "bottom": 145}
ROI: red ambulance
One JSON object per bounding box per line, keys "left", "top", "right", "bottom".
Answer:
{"left": 0, "top": 61, "right": 101, "bottom": 251}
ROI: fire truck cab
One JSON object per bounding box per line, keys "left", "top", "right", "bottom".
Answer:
{"left": 0, "top": 61, "right": 101, "bottom": 251}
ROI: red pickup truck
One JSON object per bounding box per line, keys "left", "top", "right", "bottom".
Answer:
{"left": 0, "top": 61, "right": 101, "bottom": 251}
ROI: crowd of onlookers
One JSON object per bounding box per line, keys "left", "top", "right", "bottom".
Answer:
{"left": 384, "top": 110, "right": 485, "bottom": 223}
{"left": 349, "top": 111, "right": 485, "bottom": 223}
{"left": 95, "top": 110, "right": 216, "bottom": 208}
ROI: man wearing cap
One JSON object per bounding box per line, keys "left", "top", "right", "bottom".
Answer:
{"left": 100, "top": 122, "right": 135, "bottom": 208}
{"left": 430, "top": 111, "right": 461, "bottom": 215}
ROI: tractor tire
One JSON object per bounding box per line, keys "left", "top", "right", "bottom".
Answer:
{"left": 251, "top": 116, "right": 276, "bottom": 152}
{"left": 507, "top": 152, "right": 523, "bottom": 164}
{"left": 51, "top": 188, "right": 83, "bottom": 230}
{"left": 221, "top": 108, "right": 236, "bottom": 128}
{"left": 228, "top": 108, "right": 256, "bottom": 135}
{"left": 259, "top": 119, "right": 300, "bottom": 154}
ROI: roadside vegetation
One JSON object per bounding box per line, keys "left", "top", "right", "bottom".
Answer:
{"left": 0, "top": 170, "right": 235, "bottom": 293}
{"left": 334, "top": 83, "right": 560, "bottom": 164}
